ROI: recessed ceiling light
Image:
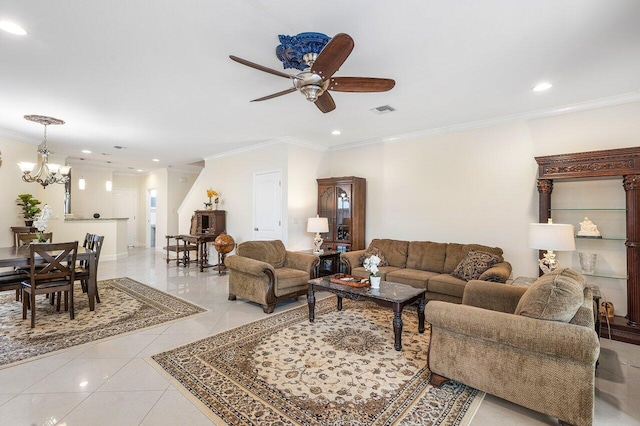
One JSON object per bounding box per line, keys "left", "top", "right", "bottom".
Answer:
{"left": 152, "top": 159, "right": 160, "bottom": 162}
{"left": 82, "top": 149, "right": 91, "bottom": 154}
{"left": 533, "top": 82, "right": 553, "bottom": 92}
{"left": 0, "top": 21, "right": 27, "bottom": 35}
{"left": 137, "top": 169, "right": 143, "bottom": 172}
{"left": 331, "top": 130, "right": 341, "bottom": 135}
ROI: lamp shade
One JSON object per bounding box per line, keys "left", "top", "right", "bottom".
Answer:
{"left": 529, "top": 223, "right": 576, "bottom": 251}
{"left": 307, "top": 217, "right": 329, "bottom": 233}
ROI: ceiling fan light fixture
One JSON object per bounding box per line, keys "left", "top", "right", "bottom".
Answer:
{"left": 300, "top": 85, "right": 323, "bottom": 102}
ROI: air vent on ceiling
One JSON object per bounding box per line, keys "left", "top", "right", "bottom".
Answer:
{"left": 113, "top": 145, "right": 126, "bottom": 149}
{"left": 370, "top": 105, "right": 396, "bottom": 114}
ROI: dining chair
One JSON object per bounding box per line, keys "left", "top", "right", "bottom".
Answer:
{"left": 76, "top": 234, "right": 104, "bottom": 303}
{"left": 15, "top": 233, "right": 55, "bottom": 277}
{"left": 21, "top": 241, "right": 78, "bottom": 328}
{"left": 0, "top": 270, "right": 28, "bottom": 300}
{"left": 17, "top": 232, "right": 53, "bottom": 247}
{"left": 82, "top": 233, "right": 94, "bottom": 249}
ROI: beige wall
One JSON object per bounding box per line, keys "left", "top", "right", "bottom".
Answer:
{"left": 69, "top": 165, "right": 114, "bottom": 218}
{"left": 286, "top": 144, "right": 326, "bottom": 250}
{"left": 0, "top": 136, "right": 45, "bottom": 247}
{"left": 179, "top": 143, "right": 289, "bottom": 244}
{"left": 167, "top": 170, "right": 199, "bottom": 236}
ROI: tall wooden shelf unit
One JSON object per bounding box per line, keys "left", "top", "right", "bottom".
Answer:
{"left": 317, "top": 177, "right": 366, "bottom": 252}
{"left": 535, "top": 147, "right": 640, "bottom": 345}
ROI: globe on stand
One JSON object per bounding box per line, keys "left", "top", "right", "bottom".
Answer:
{"left": 213, "top": 233, "right": 236, "bottom": 274}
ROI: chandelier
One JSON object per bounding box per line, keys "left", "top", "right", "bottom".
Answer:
{"left": 18, "top": 115, "right": 71, "bottom": 188}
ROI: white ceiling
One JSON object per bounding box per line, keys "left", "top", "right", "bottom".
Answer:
{"left": 1, "top": 1, "right": 639, "bottom": 172}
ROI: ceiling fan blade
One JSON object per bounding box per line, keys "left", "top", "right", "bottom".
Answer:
{"left": 311, "top": 33, "right": 354, "bottom": 80}
{"left": 315, "top": 91, "right": 336, "bottom": 113}
{"left": 229, "top": 55, "right": 295, "bottom": 80}
{"left": 251, "top": 87, "right": 297, "bottom": 102}
{"left": 328, "top": 77, "right": 395, "bottom": 92}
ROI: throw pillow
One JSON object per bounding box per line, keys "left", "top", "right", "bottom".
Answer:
{"left": 360, "top": 246, "right": 389, "bottom": 267}
{"left": 514, "top": 268, "right": 585, "bottom": 322}
{"left": 451, "top": 250, "right": 502, "bottom": 281}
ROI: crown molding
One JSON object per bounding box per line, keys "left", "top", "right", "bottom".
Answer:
{"left": 329, "top": 91, "right": 640, "bottom": 152}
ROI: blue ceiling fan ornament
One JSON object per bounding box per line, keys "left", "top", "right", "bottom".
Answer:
{"left": 276, "top": 32, "right": 331, "bottom": 70}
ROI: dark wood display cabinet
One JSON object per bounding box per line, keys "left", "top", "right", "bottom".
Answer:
{"left": 535, "top": 147, "right": 640, "bottom": 345}
{"left": 192, "top": 210, "right": 226, "bottom": 235}
{"left": 317, "top": 177, "right": 366, "bottom": 253}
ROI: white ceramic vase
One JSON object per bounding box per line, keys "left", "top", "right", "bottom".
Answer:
{"left": 370, "top": 275, "right": 381, "bottom": 289}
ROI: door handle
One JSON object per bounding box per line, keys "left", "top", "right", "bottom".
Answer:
{"left": 254, "top": 227, "right": 258, "bottom": 231}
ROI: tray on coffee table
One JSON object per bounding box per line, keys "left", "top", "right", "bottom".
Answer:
{"left": 329, "top": 273, "right": 370, "bottom": 288}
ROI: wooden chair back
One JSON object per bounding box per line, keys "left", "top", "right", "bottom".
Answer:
{"left": 190, "top": 215, "right": 197, "bottom": 235}
{"left": 88, "top": 234, "right": 105, "bottom": 265}
{"left": 17, "top": 232, "right": 53, "bottom": 247}
{"left": 83, "top": 233, "right": 95, "bottom": 248}
{"left": 28, "top": 241, "right": 78, "bottom": 285}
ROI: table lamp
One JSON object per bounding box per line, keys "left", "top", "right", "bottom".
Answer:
{"left": 307, "top": 215, "right": 329, "bottom": 254}
{"left": 529, "top": 218, "right": 576, "bottom": 273}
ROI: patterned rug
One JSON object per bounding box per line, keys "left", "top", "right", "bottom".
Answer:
{"left": 149, "top": 297, "right": 483, "bottom": 425}
{"left": 0, "top": 277, "right": 205, "bottom": 367}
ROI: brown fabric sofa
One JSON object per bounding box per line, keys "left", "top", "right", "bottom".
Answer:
{"left": 425, "top": 271, "right": 599, "bottom": 426}
{"left": 340, "top": 239, "right": 512, "bottom": 303}
{"left": 225, "top": 240, "right": 319, "bottom": 313}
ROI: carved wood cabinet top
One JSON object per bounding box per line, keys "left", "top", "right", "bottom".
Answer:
{"left": 535, "top": 147, "right": 640, "bottom": 179}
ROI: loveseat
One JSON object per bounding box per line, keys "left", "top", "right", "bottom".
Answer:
{"left": 425, "top": 269, "right": 599, "bottom": 426}
{"left": 340, "top": 239, "right": 512, "bottom": 303}
{"left": 225, "top": 240, "right": 319, "bottom": 313}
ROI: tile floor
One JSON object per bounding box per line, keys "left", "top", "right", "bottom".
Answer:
{"left": 0, "top": 247, "right": 638, "bottom": 425}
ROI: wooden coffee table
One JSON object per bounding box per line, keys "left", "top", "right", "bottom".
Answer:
{"left": 307, "top": 276, "right": 426, "bottom": 351}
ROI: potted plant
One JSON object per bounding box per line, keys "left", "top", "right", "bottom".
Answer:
{"left": 364, "top": 255, "right": 382, "bottom": 289}
{"left": 16, "top": 193, "right": 42, "bottom": 226}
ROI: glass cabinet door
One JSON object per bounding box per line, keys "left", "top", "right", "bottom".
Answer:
{"left": 335, "top": 185, "right": 351, "bottom": 243}
{"left": 318, "top": 185, "right": 335, "bottom": 241}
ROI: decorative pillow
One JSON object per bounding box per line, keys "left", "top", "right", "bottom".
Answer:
{"left": 359, "top": 246, "right": 389, "bottom": 266}
{"left": 514, "top": 268, "right": 585, "bottom": 322}
{"left": 451, "top": 250, "right": 502, "bottom": 281}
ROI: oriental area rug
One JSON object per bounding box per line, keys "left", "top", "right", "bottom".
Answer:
{"left": 149, "top": 297, "right": 484, "bottom": 425}
{"left": 0, "top": 277, "right": 205, "bottom": 367}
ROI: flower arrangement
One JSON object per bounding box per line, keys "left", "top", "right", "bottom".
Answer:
{"left": 363, "top": 255, "right": 381, "bottom": 277}
{"left": 16, "top": 193, "right": 42, "bottom": 221}
{"left": 205, "top": 188, "right": 219, "bottom": 209}
{"left": 33, "top": 204, "right": 52, "bottom": 242}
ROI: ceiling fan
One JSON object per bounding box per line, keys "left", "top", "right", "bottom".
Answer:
{"left": 229, "top": 33, "right": 395, "bottom": 113}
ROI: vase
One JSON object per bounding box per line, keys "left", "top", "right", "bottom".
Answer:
{"left": 370, "top": 276, "right": 381, "bottom": 289}
{"left": 579, "top": 252, "right": 597, "bottom": 274}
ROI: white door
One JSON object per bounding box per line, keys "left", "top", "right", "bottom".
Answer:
{"left": 254, "top": 170, "right": 282, "bottom": 240}
{"left": 113, "top": 188, "right": 137, "bottom": 247}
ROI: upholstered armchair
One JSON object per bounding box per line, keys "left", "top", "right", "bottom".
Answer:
{"left": 425, "top": 269, "right": 599, "bottom": 426}
{"left": 225, "top": 240, "right": 319, "bottom": 313}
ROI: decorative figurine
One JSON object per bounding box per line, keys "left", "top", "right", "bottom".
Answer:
{"left": 577, "top": 217, "right": 601, "bottom": 237}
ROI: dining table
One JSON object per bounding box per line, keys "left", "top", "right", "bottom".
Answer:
{"left": 0, "top": 245, "right": 99, "bottom": 311}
